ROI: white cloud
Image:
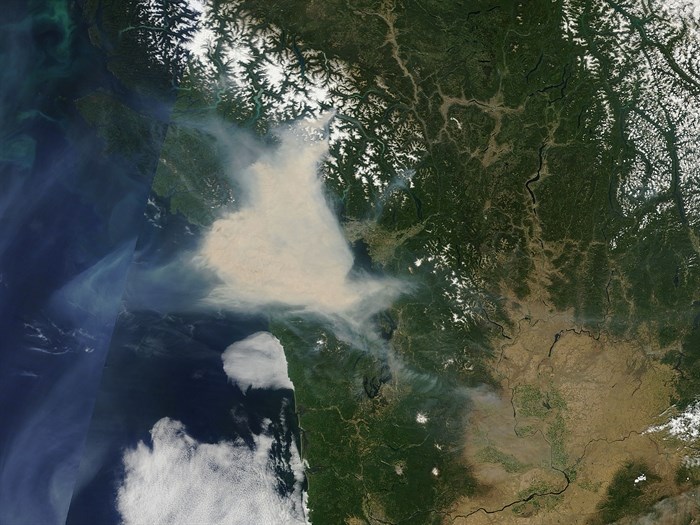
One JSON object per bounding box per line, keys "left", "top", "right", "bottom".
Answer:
{"left": 198, "top": 115, "right": 403, "bottom": 324}
{"left": 117, "top": 418, "right": 308, "bottom": 525}
{"left": 222, "top": 332, "right": 293, "bottom": 391}
{"left": 647, "top": 401, "right": 700, "bottom": 441}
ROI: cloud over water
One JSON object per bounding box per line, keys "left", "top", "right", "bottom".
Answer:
{"left": 117, "top": 418, "right": 307, "bottom": 525}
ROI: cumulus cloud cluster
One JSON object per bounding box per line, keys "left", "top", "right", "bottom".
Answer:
{"left": 222, "top": 331, "right": 293, "bottom": 391}
{"left": 647, "top": 401, "right": 700, "bottom": 441}
{"left": 198, "top": 115, "right": 403, "bottom": 323}
{"left": 117, "top": 418, "right": 307, "bottom": 525}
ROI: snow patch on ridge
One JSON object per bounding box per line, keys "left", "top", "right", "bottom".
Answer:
{"left": 560, "top": 0, "right": 700, "bottom": 234}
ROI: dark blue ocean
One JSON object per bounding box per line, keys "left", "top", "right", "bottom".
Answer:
{"left": 0, "top": 1, "right": 299, "bottom": 523}
{"left": 0, "top": 1, "right": 161, "bottom": 522}
{"left": 65, "top": 203, "right": 299, "bottom": 524}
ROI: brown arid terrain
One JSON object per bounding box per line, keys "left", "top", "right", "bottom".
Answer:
{"left": 449, "top": 287, "right": 696, "bottom": 524}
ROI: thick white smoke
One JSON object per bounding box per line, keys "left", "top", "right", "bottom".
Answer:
{"left": 198, "top": 115, "right": 403, "bottom": 325}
